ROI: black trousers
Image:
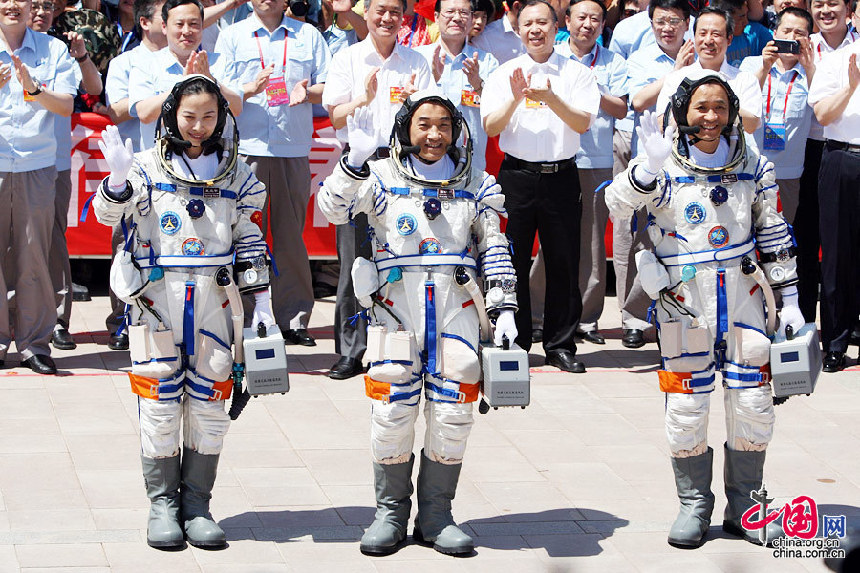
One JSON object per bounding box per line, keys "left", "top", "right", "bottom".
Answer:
{"left": 818, "top": 145, "right": 860, "bottom": 352}
{"left": 498, "top": 156, "right": 582, "bottom": 353}
{"left": 334, "top": 214, "right": 372, "bottom": 359}
{"left": 795, "top": 138, "right": 823, "bottom": 323}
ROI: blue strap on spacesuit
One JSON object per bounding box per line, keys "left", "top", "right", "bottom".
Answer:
{"left": 671, "top": 173, "right": 754, "bottom": 184}
{"left": 183, "top": 281, "right": 195, "bottom": 356}
{"left": 389, "top": 187, "right": 475, "bottom": 200}
{"left": 440, "top": 332, "right": 476, "bottom": 354}
{"left": 425, "top": 380, "right": 466, "bottom": 403}
{"left": 714, "top": 269, "right": 728, "bottom": 369}
{"left": 425, "top": 279, "right": 438, "bottom": 374}
{"left": 154, "top": 182, "right": 238, "bottom": 199}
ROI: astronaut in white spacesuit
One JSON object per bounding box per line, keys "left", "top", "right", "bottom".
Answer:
{"left": 605, "top": 76, "right": 805, "bottom": 549}
{"left": 94, "top": 75, "right": 272, "bottom": 550}
{"left": 318, "top": 91, "right": 518, "bottom": 557}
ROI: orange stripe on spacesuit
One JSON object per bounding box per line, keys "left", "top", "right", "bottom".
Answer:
{"left": 365, "top": 375, "right": 392, "bottom": 402}
{"left": 658, "top": 370, "right": 695, "bottom": 393}
{"left": 208, "top": 379, "right": 234, "bottom": 401}
{"left": 129, "top": 373, "right": 161, "bottom": 399}
{"left": 460, "top": 382, "right": 480, "bottom": 402}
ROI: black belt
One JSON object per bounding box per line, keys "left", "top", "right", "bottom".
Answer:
{"left": 825, "top": 139, "right": 860, "bottom": 154}
{"left": 504, "top": 154, "right": 576, "bottom": 174}
{"left": 342, "top": 145, "right": 390, "bottom": 160}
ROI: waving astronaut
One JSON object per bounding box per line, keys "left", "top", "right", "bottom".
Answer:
{"left": 318, "top": 90, "right": 518, "bottom": 557}
{"left": 93, "top": 75, "right": 272, "bottom": 550}
{"left": 605, "top": 76, "right": 805, "bottom": 549}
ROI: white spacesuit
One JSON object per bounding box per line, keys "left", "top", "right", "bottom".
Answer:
{"left": 605, "top": 76, "right": 803, "bottom": 549}
{"left": 93, "top": 76, "right": 270, "bottom": 550}
{"left": 318, "top": 92, "right": 517, "bottom": 556}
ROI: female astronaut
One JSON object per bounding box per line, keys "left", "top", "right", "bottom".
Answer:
{"left": 93, "top": 75, "right": 272, "bottom": 549}
{"left": 605, "top": 76, "right": 805, "bottom": 549}
{"left": 318, "top": 91, "right": 518, "bottom": 556}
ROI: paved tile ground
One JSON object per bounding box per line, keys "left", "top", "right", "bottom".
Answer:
{"left": 0, "top": 293, "right": 857, "bottom": 572}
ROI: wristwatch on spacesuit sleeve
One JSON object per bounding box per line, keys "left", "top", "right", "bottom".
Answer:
{"left": 484, "top": 278, "right": 518, "bottom": 317}
{"left": 234, "top": 255, "right": 269, "bottom": 292}
{"left": 100, "top": 178, "right": 133, "bottom": 203}
{"left": 757, "top": 246, "right": 796, "bottom": 264}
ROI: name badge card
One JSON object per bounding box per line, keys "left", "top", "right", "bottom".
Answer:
{"left": 265, "top": 77, "right": 290, "bottom": 107}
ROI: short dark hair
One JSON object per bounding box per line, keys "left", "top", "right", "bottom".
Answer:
{"left": 162, "top": 0, "right": 204, "bottom": 23}
{"left": 473, "top": 0, "right": 495, "bottom": 17}
{"left": 567, "top": 0, "right": 607, "bottom": 20}
{"left": 693, "top": 6, "right": 734, "bottom": 37}
{"left": 648, "top": 0, "right": 691, "bottom": 20}
{"left": 364, "top": 0, "right": 408, "bottom": 12}
{"left": 434, "top": 0, "right": 477, "bottom": 14}
{"left": 776, "top": 6, "right": 813, "bottom": 32}
{"left": 517, "top": 0, "right": 558, "bottom": 23}
{"left": 134, "top": 0, "right": 162, "bottom": 23}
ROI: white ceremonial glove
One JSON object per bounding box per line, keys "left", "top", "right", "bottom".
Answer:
{"left": 494, "top": 310, "right": 518, "bottom": 347}
{"left": 97, "top": 124, "right": 135, "bottom": 188}
{"left": 252, "top": 289, "right": 276, "bottom": 329}
{"left": 346, "top": 106, "right": 379, "bottom": 169}
{"left": 778, "top": 285, "right": 805, "bottom": 339}
{"left": 635, "top": 250, "right": 671, "bottom": 299}
{"left": 635, "top": 109, "right": 676, "bottom": 184}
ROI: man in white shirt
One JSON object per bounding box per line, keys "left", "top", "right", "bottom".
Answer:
{"left": 481, "top": 0, "right": 600, "bottom": 372}
{"left": 415, "top": 0, "right": 498, "bottom": 171}
{"left": 322, "top": 0, "right": 432, "bottom": 379}
{"left": 794, "top": 0, "right": 857, "bottom": 332}
{"left": 656, "top": 6, "right": 762, "bottom": 133}
{"left": 808, "top": 37, "right": 860, "bottom": 372}
{"left": 471, "top": 0, "right": 526, "bottom": 63}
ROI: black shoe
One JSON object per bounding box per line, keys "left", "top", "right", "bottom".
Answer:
{"left": 545, "top": 350, "right": 586, "bottom": 373}
{"left": 328, "top": 356, "right": 364, "bottom": 380}
{"left": 284, "top": 328, "right": 316, "bottom": 347}
{"left": 578, "top": 330, "right": 605, "bottom": 345}
{"left": 850, "top": 325, "right": 860, "bottom": 346}
{"left": 313, "top": 284, "right": 338, "bottom": 299}
{"left": 108, "top": 333, "right": 129, "bottom": 351}
{"left": 51, "top": 328, "right": 77, "bottom": 350}
{"left": 823, "top": 351, "right": 846, "bottom": 373}
{"left": 622, "top": 328, "right": 646, "bottom": 349}
{"left": 531, "top": 329, "right": 543, "bottom": 343}
{"left": 71, "top": 282, "right": 91, "bottom": 302}
{"left": 23, "top": 354, "right": 57, "bottom": 375}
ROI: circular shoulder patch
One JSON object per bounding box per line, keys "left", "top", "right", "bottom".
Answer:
{"left": 182, "top": 237, "right": 205, "bottom": 256}
{"left": 160, "top": 211, "right": 181, "bottom": 235}
{"left": 396, "top": 213, "right": 418, "bottom": 236}
{"left": 684, "top": 202, "right": 706, "bottom": 225}
{"left": 708, "top": 226, "right": 729, "bottom": 248}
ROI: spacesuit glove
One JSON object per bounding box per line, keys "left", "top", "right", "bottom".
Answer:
{"left": 252, "top": 290, "right": 275, "bottom": 329}
{"left": 97, "top": 125, "right": 135, "bottom": 188}
{"left": 346, "top": 106, "right": 378, "bottom": 169}
{"left": 635, "top": 110, "right": 675, "bottom": 182}
{"left": 777, "top": 285, "right": 805, "bottom": 338}
{"left": 493, "top": 310, "right": 518, "bottom": 347}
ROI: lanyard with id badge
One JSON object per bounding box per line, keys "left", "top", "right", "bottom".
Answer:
{"left": 763, "top": 71, "right": 797, "bottom": 152}
{"left": 255, "top": 30, "right": 290, "bottom": 106}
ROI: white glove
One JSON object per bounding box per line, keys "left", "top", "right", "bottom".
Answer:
{"left": 635, "top": 110, "right": 676, "bottom": 184}
{"left": 778, "top": 285, "right": 805, "bottom": 339}
{"left": 494, "top": 310, "right": 518, "bottom": 347}
{"left": 97, "top": 124, "right": 135, "bottom": 188}
{"left": 346, "top": 106, "right": 379, "bottom": 169}
{"left": 252, "top": 289, "right": 275, "bottom": 329}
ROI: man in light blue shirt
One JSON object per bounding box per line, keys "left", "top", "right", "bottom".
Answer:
{"left": 128, "top": 0, "right": 242, "bottom": 150}
{"left": 739, "top": 6, "right": 814, "bottom": 224}
{"left": 0, "top": 2, "right": 78, "bottom": 374}
{"left": 216, "top": 0, "right": 331, "bottom": 345}
{"left": 471, "top": 0, "right": 525, "bottom": 63}
{"left": 101, "top": 0, "right": 168, "bottom": 351}
{"left": 415, "top": 0, "right": 498, "bottom": 172}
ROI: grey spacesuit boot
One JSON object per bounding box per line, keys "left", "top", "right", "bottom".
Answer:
{"left": 141, "top": 455, "right": 184, "bottom": 548}
{"left": 360, "top": 454, "right": 415, "bottom": 556}
{"left": 359, "top": 455, "right": 415, "bottom": 555}
{"left": 668, "top": 447, "right": 715, "bottom": 548}
{"left": 413, "top": 451, "right": 474, "bottom": 556}
{"left": 722, "top": 443, "right": 783, "bottom": 546}
{"left": 181, "top": 447, "right": 226, "bottom": 548}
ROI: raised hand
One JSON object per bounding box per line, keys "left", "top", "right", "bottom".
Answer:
{"left": 509, "top": 67, "right": 528, "bottom": 101}
{"left": 346, "top": 106, "right": 378, "bottom": 168}
{"left": 462, "top": 52, "right": 481, "bottom": 90}
{"left": 289, "top": 78, "right": 309, "bottom": 106}
{"left": 432, "top": 44, "right": 446, "bottom": 83}
{"left": 523, "top": 77, "right": 554, "bottom": 103}
{"left": 636, "top": 109, "right": 675, "bottom": 175}
{"left": 363, "top": 67, "right": 379, "bottom": 105}
{"left": 97, "top": 125, "right": 135, "bottom": 187}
